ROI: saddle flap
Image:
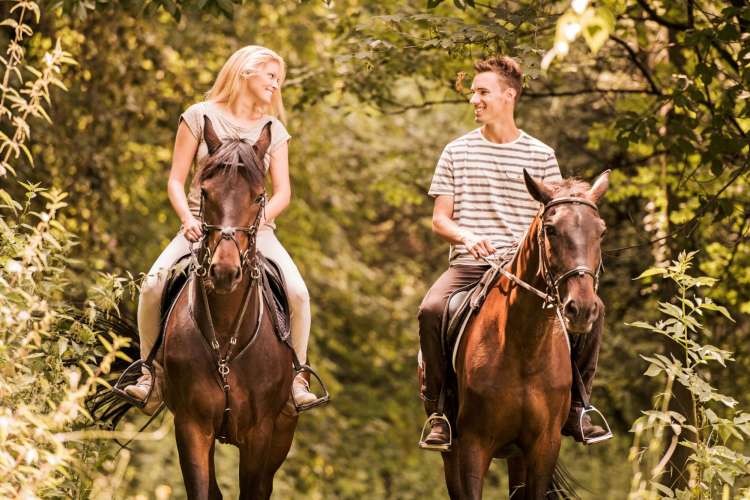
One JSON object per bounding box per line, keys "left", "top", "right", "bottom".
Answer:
{"left": 160, "top": 254, "right": 192, "bottom": 331}
{"left": 257, "top": 252, "right": 291, "bottom": 341}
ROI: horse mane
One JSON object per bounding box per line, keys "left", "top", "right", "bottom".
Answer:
{"left": 198, "top": 139, "right": 266, "bottom": 192}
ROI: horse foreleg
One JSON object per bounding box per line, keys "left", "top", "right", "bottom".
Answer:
{"left": 208, "top": 440, "right": 222, "bottom": 500}
{"left": 442, "top": 448, "right": 462, "bottom": 500}
{"left": 523, "top": 433, "right": 561, "bottom": 500}
{"left": 175, "top": 418, "right": 215, "bottom": 500}
{"left": 238, "top": 419, "right": 275, "bottom": 500}
{"left": 507, "top": 455, "right": 527, "bottom": 499}
{"left": 456, "top": 432, "right": 493, "bottom": 499}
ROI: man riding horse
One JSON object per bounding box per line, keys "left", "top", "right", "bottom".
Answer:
{"left": 418, "top": 55, "right": 610, "bottom": 450}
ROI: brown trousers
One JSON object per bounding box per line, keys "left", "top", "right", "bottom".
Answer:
{"left": 417, "top": 265, "right": 603, "bottom": 414}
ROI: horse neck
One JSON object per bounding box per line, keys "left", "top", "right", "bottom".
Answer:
{"left": 507, "top": 214, "right": 546, "bottom": 305}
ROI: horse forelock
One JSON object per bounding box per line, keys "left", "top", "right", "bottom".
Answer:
{"left": 198, "top": 140, "right": 265, "bottom": 193}
{"left": 547, "top": 178, "right": 592, "bottom": 199}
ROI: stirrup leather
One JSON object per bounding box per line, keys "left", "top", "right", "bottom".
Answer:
{"left": 581, "top": 404, "right": 613, "bottom": 445}
{"left": 112, "top": 360, "right": 154, "bottom": 409}
{"left": 418, "top": 413, "right": 452, "bottom": 452}
{"left": 292, "top": 364, "right": 330, "bottom": 412}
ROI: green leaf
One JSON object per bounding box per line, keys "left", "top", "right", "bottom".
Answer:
{"left": 634, "top": 267, "right": 667, "bottom": 280}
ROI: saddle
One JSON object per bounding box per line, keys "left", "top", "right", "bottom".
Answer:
{"left": 441, "top": 265, "right": 501, "bottom": 373}
{"left": 158, "top": 252, "right": 292, "bottom": 343}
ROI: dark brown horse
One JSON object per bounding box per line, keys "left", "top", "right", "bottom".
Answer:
{"left": 163, "top": 117, "right": 297, "bottom": 499}
{"left": 443, "top": 170, "right": 609, "bottom": 499}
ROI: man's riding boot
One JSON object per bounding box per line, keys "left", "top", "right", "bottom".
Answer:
{"left": 292, "top": 371, "right": 318, "bottom": 407}
{"left": 562, "top": 405, "right": 608, "bottom": 442}
{"left": 563, "top": 304, "right": 612, "bottom": 443}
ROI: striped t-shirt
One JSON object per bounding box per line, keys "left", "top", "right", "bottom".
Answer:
{"left": 428, "top": 128, "right": 562, "bottom": 266}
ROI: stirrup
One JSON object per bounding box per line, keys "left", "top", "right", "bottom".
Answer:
{"left": 112, "top": 360, "right": 154, "bottom": 409}
{"left": 581, "top": 404, "right": 613, "bottom": 445}
{"left": 418, "top": 413, "right": 452, "bottom": 452}
{"left": 292, "top": 364, "right": 330, "bottom": 412}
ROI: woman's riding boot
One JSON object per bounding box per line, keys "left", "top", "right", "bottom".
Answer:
{"left": 292, "top": 371, "right": 318, "bottom": 406}
{"left": 124, "top": 367, "right": 152, "bottom": 402}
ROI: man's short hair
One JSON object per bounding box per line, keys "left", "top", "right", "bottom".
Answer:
{"left": 474, "top": 56, "right": 522, "bottom": 101}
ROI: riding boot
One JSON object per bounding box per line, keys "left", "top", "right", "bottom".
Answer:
{"left": 418, "top": 352, "right": 451, "bottom": 450}
{"left": 292, "top": 371, "right": 318, "bottom": 407}
{"left": 562, "top": 405, "right": 608, "bottom": 442}
{"left": 562, "top": 303, "right": 610, "bottom": 443}
{"left": 123, "top": 364, "right": 163, "bottom": 416}
{"left": 124, "top": 366, "right": 152, "bottom": 402}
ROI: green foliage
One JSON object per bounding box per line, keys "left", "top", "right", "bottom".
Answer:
{"left": 0, "top": 1, "right": 131, "bottom": 497}
{"left": 628, "top": 252, "right": 750, "bottom": 498}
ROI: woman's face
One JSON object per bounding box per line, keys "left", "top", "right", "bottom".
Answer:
{"left": 246, "top": 60, "right": 282, "bottom": 106}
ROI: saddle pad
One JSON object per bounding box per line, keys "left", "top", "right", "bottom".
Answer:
{"left": 441, "top": 264, "right": 508, "bottom": 372}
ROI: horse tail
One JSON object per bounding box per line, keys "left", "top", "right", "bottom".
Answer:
{"left": 546, "top": 461, "right": 582, "bottom": 499}
{"left": 82, "top": 309, "right": 142, "bottom": 430}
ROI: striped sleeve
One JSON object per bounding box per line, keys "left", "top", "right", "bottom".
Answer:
{"left": 542, "top": 151, "right": 562, "bottom": 182}
{"left": 428, "top": 146, "right": 454, "bottom": 197}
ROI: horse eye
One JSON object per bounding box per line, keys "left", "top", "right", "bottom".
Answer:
{"left": 544, "top": 225, "right": 557, "bottom": 237}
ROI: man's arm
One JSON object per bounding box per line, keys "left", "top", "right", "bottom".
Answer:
{"left": 432, "top": 195, "right": 495, "bottom": 259}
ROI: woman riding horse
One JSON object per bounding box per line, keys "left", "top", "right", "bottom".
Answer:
{"left": 125, "top": 45, "right": 320, "bottom": 409}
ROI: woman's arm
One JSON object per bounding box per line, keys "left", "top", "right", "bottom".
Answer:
{"left": 167, "top": 121, "right": 202, "bottom": 241}
{"left": 263, "top": 140, "right": 291, "bottom": 224}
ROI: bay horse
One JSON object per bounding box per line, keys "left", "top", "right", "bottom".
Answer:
{"left": 163, "top": 116, "right": 297, "bottom": 499}
{"left": 443, "top": 170, "right": 609, "bottom": 499}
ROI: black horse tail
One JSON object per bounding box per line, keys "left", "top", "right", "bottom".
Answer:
{"left": 82, "top": 309, "right": 142, "bottom": 430}
{"left": 546, "top": 462, "right": 582, "bottom": 499}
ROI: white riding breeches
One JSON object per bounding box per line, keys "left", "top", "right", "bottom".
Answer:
{"left": 136, "top": 226, "right": 311, "bottom": 365}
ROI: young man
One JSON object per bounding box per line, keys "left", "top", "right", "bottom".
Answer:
{"left": 418, "top": 55, "right": 608, "bottom": 450}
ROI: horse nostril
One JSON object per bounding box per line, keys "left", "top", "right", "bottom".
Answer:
{"left": 233, "top": 267, "right": 241, "bottom": 282}
{"left": 564, "top": 299, "right": 580, "bottom": 320}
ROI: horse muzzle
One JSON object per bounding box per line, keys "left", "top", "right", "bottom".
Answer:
{"left": 208, "top": 263, "right": 242, "bottom": 294}
{"left": 561, "top": 297, "right": 599, "bottom": 334}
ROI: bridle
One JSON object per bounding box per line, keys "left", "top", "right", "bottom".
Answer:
{"left": 488, "top": 196, "right": 604, "bottom": 310}
{"left": 194, "top": 191, "right": 267, "bottom": 277}
{"left": 189, "top": 188, "right": 267, "bottom": 442}
{"left": 537, "top": 197, "right": 603, "bottom": 307}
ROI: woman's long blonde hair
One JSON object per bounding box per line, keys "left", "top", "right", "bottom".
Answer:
{"left": 206, "top": 45, "right": 287, "bottom": 123}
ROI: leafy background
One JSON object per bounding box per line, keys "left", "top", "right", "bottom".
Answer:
{"left": 1, "top": 0, "right": 749, "bottom": 498}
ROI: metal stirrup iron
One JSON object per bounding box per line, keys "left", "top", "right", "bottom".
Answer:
{"left": 418, "top": 413, "right": 452, "bottom": 452}
{"left": 291, "top": 363, "right": 331, "bottom": 412}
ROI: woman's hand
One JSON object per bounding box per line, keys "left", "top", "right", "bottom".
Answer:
{"left": 182, "top": 215, "right": 203, "bottom": 242}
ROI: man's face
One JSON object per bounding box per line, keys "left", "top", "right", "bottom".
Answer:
{"left": 469, "top": 71, "right": 516, "bottom": 123}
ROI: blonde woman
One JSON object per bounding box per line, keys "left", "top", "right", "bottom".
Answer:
{"left": 125, "top": 45, "right": 318, "bottom": 407}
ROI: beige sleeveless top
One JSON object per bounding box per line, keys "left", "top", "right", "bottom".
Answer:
{"left": 179, "top": 100, "right": 291, "bottom": 219}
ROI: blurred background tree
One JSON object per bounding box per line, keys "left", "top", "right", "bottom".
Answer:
{"left": 3, "top": 0, "right": 749, "bottom": 497}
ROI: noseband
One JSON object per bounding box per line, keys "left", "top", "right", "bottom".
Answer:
{"left": 538, "top": 197, "right": 603, "bottom": 306}
{"left": 195, "top": 191, "right": 267, "bottom": 276}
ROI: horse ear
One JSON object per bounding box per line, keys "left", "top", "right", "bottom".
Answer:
{"left": 253, "top": 121, "right": 273, "bottom": 160}
{"left": 523, "top": 169, "right": 553, "bottom": 204}
{"left": 588, "top": 169, "right": 610, "bottom": 203}
{"left": 203, "top": 115, "right": 222, "bottom": 156}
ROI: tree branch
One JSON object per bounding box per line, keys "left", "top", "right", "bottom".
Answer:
{"left": 525, "top": 87, "right": 660, "bottom": 98}
{"left": 609, "top": 35, "right": 663, "bottom": 96}
{"left": 636, "top": 0, "right": 690, "bottom": 30}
